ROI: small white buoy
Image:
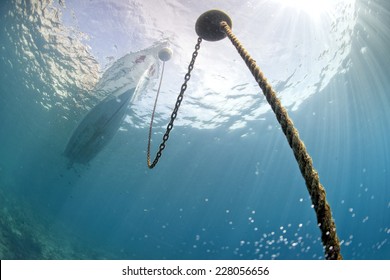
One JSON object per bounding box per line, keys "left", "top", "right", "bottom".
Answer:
{"left": 158, "top": 47, "right": 173, "bottom": 62}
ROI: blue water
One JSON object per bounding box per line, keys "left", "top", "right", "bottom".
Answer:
{"left": 0, "top": 0, "right": 389, "bottom": 259}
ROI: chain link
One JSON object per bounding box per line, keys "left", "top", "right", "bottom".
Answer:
{"left": 147, "top": 37, "right": 202, "bottom": 168}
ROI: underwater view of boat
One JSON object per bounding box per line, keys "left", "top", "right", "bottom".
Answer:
{"left": 64, "top": 87, "right": 135, "bottom": 167}
{"left": 1, "top": 0, "right": 389, "bottom": 264}
{"left": 63, "top": 43, "right": 165, "bottom": 167}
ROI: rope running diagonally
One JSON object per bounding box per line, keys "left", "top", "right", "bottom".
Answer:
{"left": 147, "top": 37, "right": 202, "bottom": 169}
{"left": 220, "top": 21, "right": 342, "bottom": 260}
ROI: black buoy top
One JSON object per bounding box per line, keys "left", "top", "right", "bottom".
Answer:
{"left": 195, "top": 10, "right": 232, "bottom": 41}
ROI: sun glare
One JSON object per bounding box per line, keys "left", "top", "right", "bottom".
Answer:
{"left": 272, "top": 0, "right": 341, "bottom": 17}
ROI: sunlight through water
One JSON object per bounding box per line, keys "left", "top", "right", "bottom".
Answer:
{"left": 2, "top": 0, "right": 358, "bottom": 130}
{"left": 272, "top": 0, "right": 341, "bottom": 17}
{"left": 2, "top": 0, "right": 389, "bottom": 260}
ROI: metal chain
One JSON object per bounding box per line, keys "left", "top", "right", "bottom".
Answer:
{"left": 147, "top": 37, "right": 202, "bottom": 169}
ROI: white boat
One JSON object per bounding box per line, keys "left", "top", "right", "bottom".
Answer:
{"left": 64, "top": 42, "right": 167, "bottom": 167}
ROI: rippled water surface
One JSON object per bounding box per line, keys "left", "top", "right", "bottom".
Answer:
{"left": 0, "top": 0, "right": 389, "bottom": 259}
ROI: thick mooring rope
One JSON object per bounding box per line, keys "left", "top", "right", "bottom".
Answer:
{"left": 220, "top": 21, "right": 342, "bottom": 260}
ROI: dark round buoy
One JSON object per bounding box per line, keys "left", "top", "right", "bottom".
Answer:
{"left": 195, "top": 10, "right": 232, "bottom": 41}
